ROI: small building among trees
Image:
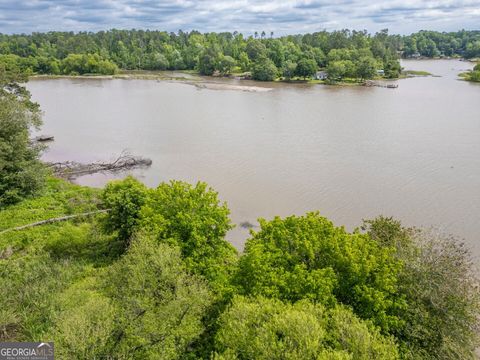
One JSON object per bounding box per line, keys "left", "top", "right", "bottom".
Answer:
{"left": 314, "top": 71, "right": 328, "bottom": 80}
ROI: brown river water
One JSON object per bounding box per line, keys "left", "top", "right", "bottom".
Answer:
{"left": 27, "top": 60, "right": 480, "bottom": 254}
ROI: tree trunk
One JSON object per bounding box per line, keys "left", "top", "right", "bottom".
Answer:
{"left": 0, "top": 209, "right": 110, "bottom": 235}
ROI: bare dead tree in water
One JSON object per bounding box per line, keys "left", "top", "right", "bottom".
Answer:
{"left": 48, "top": 150, "right": 152, "bottom": 180}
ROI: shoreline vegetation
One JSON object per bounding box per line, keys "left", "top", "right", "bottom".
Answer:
{"left": 400, "top": 69, "right": 434, "bottom": 77}
{"left": 28, "top": 67, "right": 443, "bottom": 91}
{"left": 29, "top": 70, "right": 400, "bottom": 90}
{"left": 2, "top": 29, "right": 478, "bottom": 86}
{"left": 459, "top": 62, "right": 480, "bottom": 82}
{"left": 28, "top": 54, "right": 480, "bottom": 84}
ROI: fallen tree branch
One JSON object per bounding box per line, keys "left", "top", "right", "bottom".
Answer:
{"left": 48, "top": 151, "right": 152, "bottom": 180}
{"left": 0, "top": 209, "right": 110, "bottom": 235}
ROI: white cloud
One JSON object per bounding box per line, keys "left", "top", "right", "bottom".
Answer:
{"left": 0, "top": 0, "right": 478, "bottom": 34}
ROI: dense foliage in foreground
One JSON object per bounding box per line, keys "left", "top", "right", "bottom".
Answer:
{"left": 0, "top": 56, "right": 46, "bottom": 207}
{"left": 0, "top": 176, "right": 479, "bottom": 359}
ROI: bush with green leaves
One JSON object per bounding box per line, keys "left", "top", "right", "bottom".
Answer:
{"left": 252, "top": 58, "right": 278, "bottom": 81}
{"left": 363, "top": 216, "right": 480, "bottom": 359}
{"left": 101, "top": 176, "right": 148, "bottom": 244}
{"left": 217, "top": 55, "right": 236, "bottom": 75}
{"left": 468, "top": 70, "right": 480, "bottom": 82}
{"left": 60, "top": 53, "right": 118, "bottom": 75}
{"left": 356, "top": 56, "right": 378, "bottom": 79}
{"left": 282, "top": 60, "right": 297, "bottom": 80}
{"left": 384, "top": 59, "right": 402, "bottom": 78}
{"left": 197, "top": 48, "right": 218, "bottom": 76}
{"left": 0, "top": 65, "right": 46, "bottom": 207}
{"left": 294, "top": 58, "right": 318, "bottom": 79}
{"left": 139, "top": 180, "right": 238, "bottom": 294}
{"left": 237, "top": 212, "right": 405, "bottom": 333}
{"left": 0, "top": 254, "right": 86, "bottom": 342}
{"left": 214, "top": 296, "right": 399, "bottom": 360}
{"left": 49, "top": 282, "right": 116, "bottom": 360}
{"left": 101, "top": 178, "right": 238, "bottom": 294}
{"left": 104, "top": 236, "right": 213, "bottom": 359}
{"left": 47, "top": 236, "right": 213, "bottom": 360}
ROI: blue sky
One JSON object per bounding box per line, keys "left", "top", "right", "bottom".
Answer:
{"left": 0, "top": 0, "right": 479, "bottom": 35}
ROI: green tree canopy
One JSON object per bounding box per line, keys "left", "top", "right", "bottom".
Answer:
{"left": 101, "top": 176, "right": 148, "bottom": 244}
{"left": 61, "top": 53, "right": 118, "bottom": 75}
{"left": 282, "top": 60, "right": 297, "bottom": 80}
{"left": 246, "top": 40, "right": 267, "bottom": 61}
{"left": 326, "top": 61, "right": 347, "bottom": 81}
{"left": 356, "top": 56, "right": 377, "bottom": 79}
{"left": 295, "top": 58, "right": 318, "bottom": 79}
{"left": 0, "top": 63, "right": 45, "bottom": 207}
{"left": 363, "top": 216, "right": 480, "bottom": 359}
{"left": 237, "top": 212, "right": 405, "bottom": 333}
{"left": 217, "top": 55, "right": 236, "bottom": 75}
{"left": 49, "top": 236, "right": 213, "bottom": 359}
{"left": 214, "top": 296, "right": 399, "bottom": 360}
{"left": 0, "top": 29, "right": 417, "bottom": 79}
{"left": 252, "top": 58, "right": 278, "bottom": 81}
{"left": 197, "top": 48, "right": 218, "bottom": 76}
{"left": 384, "top": 59, "right": 402, "bottom": 79}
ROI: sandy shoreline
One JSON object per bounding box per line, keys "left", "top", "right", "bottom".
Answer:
{"left": 30, "top": 73, "right": 274, "bottom": 92}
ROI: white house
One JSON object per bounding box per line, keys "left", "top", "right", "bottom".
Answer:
{"left": 314, "top": 71, "right": 328, "bottom": 80}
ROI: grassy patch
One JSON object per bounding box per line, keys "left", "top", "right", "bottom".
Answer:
{"left": 0, "top": 177, "right": 101, "bottom": 231}
{"left": 0, "top": 177, "right": 122, "bottom": 342}
{"left": 401, "top": 70, "right": 433, "bottom": 77}
{"left": 458, "top": 70, "right": 480, "bottom": 82}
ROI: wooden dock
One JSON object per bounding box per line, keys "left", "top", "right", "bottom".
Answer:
{"left": 364, "top": 80, "right": 398, "bottom": 88}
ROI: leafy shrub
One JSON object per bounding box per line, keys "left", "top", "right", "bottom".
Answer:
{"left": 237, "top": 212, "right": 405, "bottom": 333}
{"left": 363, "top": 216, "right": 480, "bottom": 359}
{"left": 49, "top": 283, "right": 116, "bottom": 360}
{"left": 0, "top": 254, "right": 85, "bottom": 341}
{"left": 294, "top": 58, "right": 317, "bottom": 79}
{"left": 252, "top": 58, "right": 278, "bottom": 81}
{"left": 139, "top": 180, "right": 238, "bottom": 294}
{"left": 61, "top": 53, "right": 118, "bottom": 75}
{"left": 104, "top": 236, "right": 213, "bottom": 359}
{"left": 0, "top": 91, "right": 45, "bottom": 207}
{"left": 101, "top": 176, "right": 148, "bottom": 244}
{"left": 214, "top": 296, "right": 399, "bottom": 359}
{"left": 469, "top": 70, "right": 480, "bottom": 82}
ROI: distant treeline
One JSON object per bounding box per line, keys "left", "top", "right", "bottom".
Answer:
{"left": 402, "top": 30, "right": 480, "bottom": 58}
{"left": 0, "top": 29, "right": 479, "bottom": 80}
